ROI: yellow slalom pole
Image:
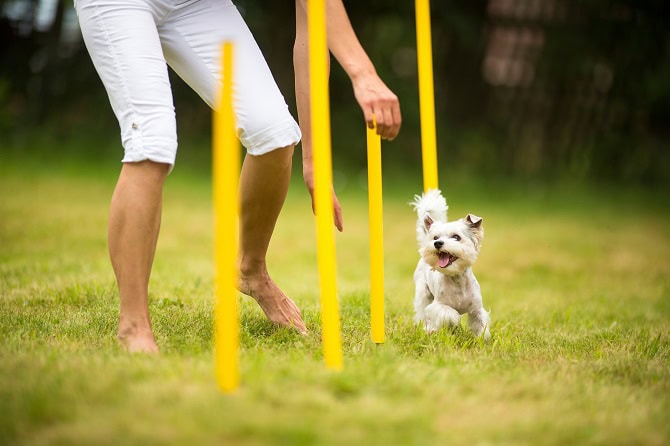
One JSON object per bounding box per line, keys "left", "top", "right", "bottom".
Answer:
{"left": 415, "top": 0, "right": 439, "bottom": 191}
{"left": 308, "top": 0, "right": 343, "bottom": 370}
{"left": 366, "top": 120, "right": 384, "bottom": 344}
{"left": 213, "top": 42, "right": 240, "bottom": 393}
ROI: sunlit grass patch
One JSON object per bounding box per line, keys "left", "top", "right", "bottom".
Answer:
{"left": 1, "top": 165, "right": 669, "bottom": 445}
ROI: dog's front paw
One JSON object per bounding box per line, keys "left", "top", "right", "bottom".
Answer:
{"left": 424, "top": 302, "right": 460, "bottom": 333}
{"left": 423, "top": 320, "right": 439, "bottom": 333}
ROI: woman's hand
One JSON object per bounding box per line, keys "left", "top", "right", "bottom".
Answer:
{"left": 303, "top": 160, "right": 344, "bottom": 232}
{"left": 351, "top": 71, "right": 402, "bottom": 141}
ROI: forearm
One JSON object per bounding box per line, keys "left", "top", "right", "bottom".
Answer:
{"left": 294, "top": 0, "right": 400, "bottom": 142}
{"left": 323, "top": 0, "right": 376, "bottom": 82}
{"left": 294, "top": 0, "right": 373, "bottom": 148}
{"left": 293, "top": 0, "right": 314, "bottom": 171}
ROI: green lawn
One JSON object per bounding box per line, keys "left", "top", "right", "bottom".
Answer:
{"left": 1, "top": 158, "right": 668, "bottom": 445}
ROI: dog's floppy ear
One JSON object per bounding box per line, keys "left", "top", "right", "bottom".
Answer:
{"left": 423, "top": 215, "right": 434, "bottom": 231}
{"left": 465, "top": 214, "right": 482, "bottom": 228}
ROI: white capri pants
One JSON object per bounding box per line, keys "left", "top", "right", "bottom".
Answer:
{"left": 75, "top": 0, "right": 301, "bottom": 168}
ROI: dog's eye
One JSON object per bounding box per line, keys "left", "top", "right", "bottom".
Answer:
{"left": 451, "top": 234, "right": 461, "bottom": 241}
{"left": 433, "top": 236, "right": 439, "bottom": 241}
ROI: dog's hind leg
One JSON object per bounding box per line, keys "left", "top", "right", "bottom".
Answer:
{"left": 468, "top": 307, "right": 491, "bottom": 341}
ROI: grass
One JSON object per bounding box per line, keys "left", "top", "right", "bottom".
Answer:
{"left": 1, "top": 154, "right": 669, "bottom": 445}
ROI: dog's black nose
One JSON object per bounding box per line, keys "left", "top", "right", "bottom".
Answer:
{"left": 434, "top": 240, "right": 444, "bottom": 249}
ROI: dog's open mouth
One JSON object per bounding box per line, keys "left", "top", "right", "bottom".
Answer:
{"left": 438, "top": 252, "right": 458, "bottom": 268}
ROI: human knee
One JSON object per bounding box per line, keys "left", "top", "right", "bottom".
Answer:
{"left": 248, "top": 144, "right": 294, "bottom": 167}
{"left": 269, "top": 144, "right": 295, "bottom": 162}
{"left": 121, "top": 160, "right": 171, "bottom": 185}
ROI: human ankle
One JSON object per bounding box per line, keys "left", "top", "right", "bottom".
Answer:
{"left": 118, "top": 317, "right": 153, "bottom": 338}
{"left": 238, "top": 258, "right": 269, "bottom": 279}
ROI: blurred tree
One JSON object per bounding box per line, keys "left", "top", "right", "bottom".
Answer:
{"left": 1, "top": 0, "right": 668, "bottom": 183}
{"left": 1, "top": 0, "right": 114, "bottom": 135}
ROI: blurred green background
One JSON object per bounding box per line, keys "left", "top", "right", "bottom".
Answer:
{"left": 2, "top": 3, "right": 669, "bottom": 444}
{"left": 2, "top": 0, "right": 668, "bottom": 186}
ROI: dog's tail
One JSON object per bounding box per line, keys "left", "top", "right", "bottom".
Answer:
{"left": 411, "top": 189, "right": 448, "bottom": 241}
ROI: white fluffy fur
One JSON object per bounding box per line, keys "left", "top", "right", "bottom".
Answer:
{"left": 411, "top": 189, "right": 490, "bottom": 340}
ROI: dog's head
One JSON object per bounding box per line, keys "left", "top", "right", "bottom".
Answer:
{"left": 419, "top": 214, "right": 484, "bottom": 275}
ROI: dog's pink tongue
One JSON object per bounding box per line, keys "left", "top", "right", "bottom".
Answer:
{"left": 438, "top": 253, "right": 450, "bottom": 268}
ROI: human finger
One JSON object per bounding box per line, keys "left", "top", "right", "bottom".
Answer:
{"left": 380, "top": 105, "right": 394, "bottom": 140}
{"left": 332, "top": 188, "right": 343, "bottom": 232}
{"left": 363, "top": 104, "right": 375, "bottom": 129}
{"left": 381, "top": 95, "right": 401, "bottom": 140}
{"left": 389, "top": 103, "right": 402, "bottom": 140}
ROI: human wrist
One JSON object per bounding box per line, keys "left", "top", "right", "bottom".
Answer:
{"left": 302, "top": 153, "right": 313, "bottom": 171}
{"left": 342, "top": 58, "right": 376, "bottom": 83}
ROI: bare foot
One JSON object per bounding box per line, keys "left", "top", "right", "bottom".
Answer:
{"left": 118, "top": 324, "right": 159, "bottom": 353}
{"left": 238, "top": 273, "right": 307, "bottom": 334}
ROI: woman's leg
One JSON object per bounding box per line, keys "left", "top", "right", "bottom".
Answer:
{"left": 76, "top": 0, "right": 178, "bottom": 351}
{"left": 237, "top": 146, "right": 306, "bottom": 333}
{"left": 160, "top": 1, "right": 306, "bottom": 332}
{"left": 110, "top": 161, "right": 170, "bottom": 352}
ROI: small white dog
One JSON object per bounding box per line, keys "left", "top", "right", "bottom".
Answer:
{"left": 411, "top": 189, "right": 490, "bottom": 340}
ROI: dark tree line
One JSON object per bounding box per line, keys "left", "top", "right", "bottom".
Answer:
{"left": 1, "top": 0, "right": 668, "bottom": 183}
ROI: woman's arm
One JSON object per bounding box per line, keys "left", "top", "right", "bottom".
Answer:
{"left": 320, "top": 0, "right": 401, "bottom": 140}
{"left": 295, "top": 0, "right": 401, "bottom": 139}
{"left": 294, "top": 0, "right": 343, "bottom": 231}
{"left": 294, "top": 0, "right": 402, "bottom": 231}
